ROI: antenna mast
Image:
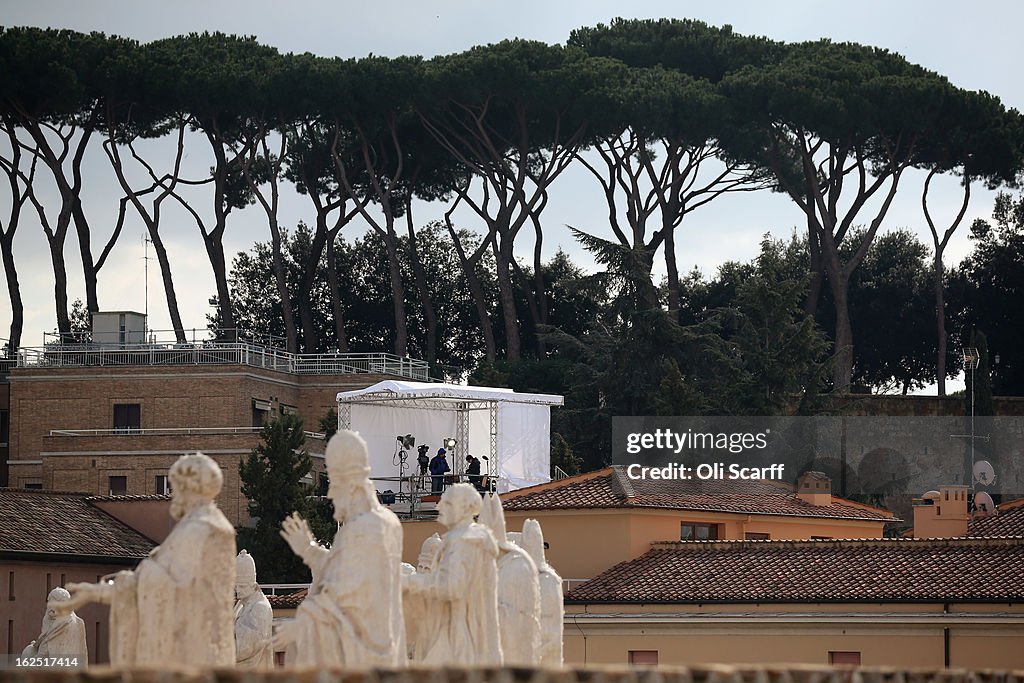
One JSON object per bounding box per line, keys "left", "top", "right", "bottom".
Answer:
{"left": 143, "top": 233, "right": 152, "bottom": 340}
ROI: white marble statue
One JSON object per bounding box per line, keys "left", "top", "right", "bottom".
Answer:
{"left": 234, "top": 550, "right": 273, "bottom": 668}
{"left": 401, "top": 533, "right": 443, "bottom": 662}
{"left": 479, "top": 493, "right": 541, "bottom": 666}
{"left": 58, "top": 452, "right": 236, "bottom": 666}
{"left": 523, "top": 518, "right": 564, "bottom": 667}
{"left": 273, "top": 430, "right": 405, "bottom": 668}
{"left": 22, "top": 587, "right": 88, "bottom": 660}
{"left": 405, "top": 483, "right": 502, "bottom": 666}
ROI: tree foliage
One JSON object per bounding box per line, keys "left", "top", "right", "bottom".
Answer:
{"left": 237, "top": 414, "right": 331, "bottom": 583}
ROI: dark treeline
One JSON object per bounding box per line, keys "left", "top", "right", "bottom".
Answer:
{"left": 1, "top": 19, "right": 1022, "bottom": 424}
{"left": 227, "top": 213, "right": 1023, "bottom": 472}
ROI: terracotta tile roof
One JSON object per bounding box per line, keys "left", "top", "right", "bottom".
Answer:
{"left": 0, "top": 488, "right": 155, "bottom": 560}
{"left": 86, "top": 494, "right": 171, "bottom": 502}
{"left": 502, "top": 466, "right": 894, "bottom": 522}
{"left": 969, "top": 498, "right": 1024, "bottom": 537}
{"left": 565, "top": 536, "right": 1024, "bottom": 603}
{"left": 267, "top": 588, "right": 307, "bottom": 609}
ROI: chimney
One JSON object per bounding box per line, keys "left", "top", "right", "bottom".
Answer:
{"left": 912, "top": 485, "right": 969, "bottom": 537}
{"left": 796, "top": 471, "right": 832, "bottom": 507}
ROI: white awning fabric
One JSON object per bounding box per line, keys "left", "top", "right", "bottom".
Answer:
{"left": 336, "top": 380, "right": 563, "bottom": 406}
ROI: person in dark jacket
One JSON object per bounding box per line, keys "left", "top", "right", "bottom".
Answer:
{"left": 429, "top": 448, "right": 450, "bottom": 494}
{"left": 466, "top": 454, "right": 482, "bottom": 489}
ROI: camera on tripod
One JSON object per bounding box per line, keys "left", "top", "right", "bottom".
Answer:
{"left": 417, "top": 444, "right": 430, "bottom": 474}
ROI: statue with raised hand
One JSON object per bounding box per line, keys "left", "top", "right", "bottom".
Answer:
{"left": 273, "top": 430, "right": 405, "bottom": 668}
{"left": 56, "top": 453, "right": 235, "bottom": 666}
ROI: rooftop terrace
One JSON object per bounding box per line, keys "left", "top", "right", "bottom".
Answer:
{"left": 7, "top": 329, "right": 430, "bottom": 380}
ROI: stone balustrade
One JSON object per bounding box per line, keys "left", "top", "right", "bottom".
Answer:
{"left": 3, "top": 666, "right": 1024, "bottom": 683}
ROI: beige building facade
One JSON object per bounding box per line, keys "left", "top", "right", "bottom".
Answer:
{"left": 5, "top": 339, "right": 428, "bottom": 524}
{"left": 563, "top": 536, "right": 1024, "bottom": 669}
{"left": 0, "top": 488, "right": 157, "bottom": 663}
{"left": 406, "top": 467, "right": 893, "bottom": 582}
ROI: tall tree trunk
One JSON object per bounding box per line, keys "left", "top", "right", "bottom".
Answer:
{"left": 325, "top": 238, "right": 349, "bottom": 353}
{"left": 49, "top": 239, "right": 71, "bottom": 338}
{"left": 384, "top": 225, "right": 408, "bottom": 357}
{"left": 406, "top": 205, "right": 437, "bottom": 367}
{"left": 269, "top": 223, "right": 298, "bottom": 352}
{"left": 72, "top": 199, "right": 99, "bottom": 314}
{"left": 296, "top": 217, "right": 330, "bottom": 352}
{"left": 922, "top": 169, "right": 970, "bottom": 396}
{"left": 104, "top": 146, "right": 188, "bottom": 343}
{"left": 531, "top": 213, "right": 548, "bottom": 356}
{"left": 1, "top": 233, "right": 23, "bottom": 353}
{"left": 829, "top": 271, "right": 854, "bottom": 393}
{"left": 147, "top": 226, "right": 186, "bottom": 344}
{"left": 494, "top": 239, "right": 521, "bottom": 361}
{"left": 445, "top": 211, "right": 496, "bottom": 362}
{"left": 512, "top": 259, "right": 542, "bottom": 357}
{"left": 465, "top": 260, "right": 497, "bottom": 362}
{"left": 934, "top": 253, "right": 947, "bottom": 396}
{"left": 204, "top": 234, "right": 235, "bottom": 340}
{"left": 70, "top": 123, "right": 99, "bottom": 314}
{"left": 664, "top": 224, "right": 681, "bottom": 319}
{"left": 805, "top": 218, "right": 825, "bottom": 318}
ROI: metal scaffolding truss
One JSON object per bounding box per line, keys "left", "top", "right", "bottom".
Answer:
{"left": 336, "top": 381, "right": 563, "bottom": 483}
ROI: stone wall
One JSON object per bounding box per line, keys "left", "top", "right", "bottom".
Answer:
{"left": 1, "top": 666, "right": 1022, "bottom": 683}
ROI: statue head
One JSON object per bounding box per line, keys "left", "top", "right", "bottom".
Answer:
{"left": 437, "top": 483, "right": 481, "bottom": 529}
{"left": 522, "top": 518, "right": 546, "bottom": 569}
{"left": 235, "top": 550, "right": 258, "bottom": 600}
{"left": 417, "top": 533, "right": 443, "bottom": 573}
{"left": 169, "top": 452, "right": 223, "bottom": 519}
{"left": 45, "top": 587, "right": 72, "bottom": 622}
{"left": 325, "top": 430, "right": 375, "bottom": 522}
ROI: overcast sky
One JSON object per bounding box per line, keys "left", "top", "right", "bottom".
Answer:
{"left": 2, "top": 0, "right": 1022, "bottom": 393}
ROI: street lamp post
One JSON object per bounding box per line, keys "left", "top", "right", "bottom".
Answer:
{"left": 963, "top": 347, "right": 980, "bottom": 488}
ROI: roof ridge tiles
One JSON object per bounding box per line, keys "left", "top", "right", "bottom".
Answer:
{"left": 0, "top": 487, "right": 92, "bottom": 496}
{"left": 86, "top": 497, "right": 172, "bottom": 501}
{"left": 649, "top": 535, "right": 1024, "bottom": 551}
{"left": 610, "top": 467, "right": 636, "bottom": 500}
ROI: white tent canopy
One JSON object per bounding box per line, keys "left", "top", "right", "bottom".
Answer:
{"left": 336, "top": 381, "right": 563, "bottom": 493}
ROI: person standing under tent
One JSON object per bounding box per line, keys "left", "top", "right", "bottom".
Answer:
{"left": 429, "top": 448, "right": 450, "bottom": 494}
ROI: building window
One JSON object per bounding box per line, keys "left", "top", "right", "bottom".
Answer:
{"left": 8, "top": 571, "right": 14, "bottom": 600}
{"left": 745, "top": 532, "right": 770, "bottom": 540}
{"left": 23, "top": 482, "right": 42, "bottom": 490}
{"left": 629, "top": 650, "right": 659, "bottom": 665}
{"left": 113, "top": 403, "right": 141, "bottom": 433}
{"left": 0, "top": 408, "right": 9, "bottom": 446}
{"left": 829, "top": 651, "right": 861, "bottom": 665}
{"left": 252, "top": 399, "right": 271, "bottom": 427}
{"left": 155, "top": 475, "right": 170, "bottom": 495}
{"left": 680, "top": 522, "right": 718, "bottom": 541}
{"left": 108, "top": 476, "right": 128, "bottom": 496}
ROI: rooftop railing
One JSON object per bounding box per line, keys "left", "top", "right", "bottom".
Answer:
{"left": 16, "top": 339, "right": 430, "bottom": 380}
{"left": 47, "top": 427, "right": 328, "bottom": 439}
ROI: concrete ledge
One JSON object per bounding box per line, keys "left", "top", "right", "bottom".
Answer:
{"left": 2, "top": 666, "right": 1024, "bottom": 683}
